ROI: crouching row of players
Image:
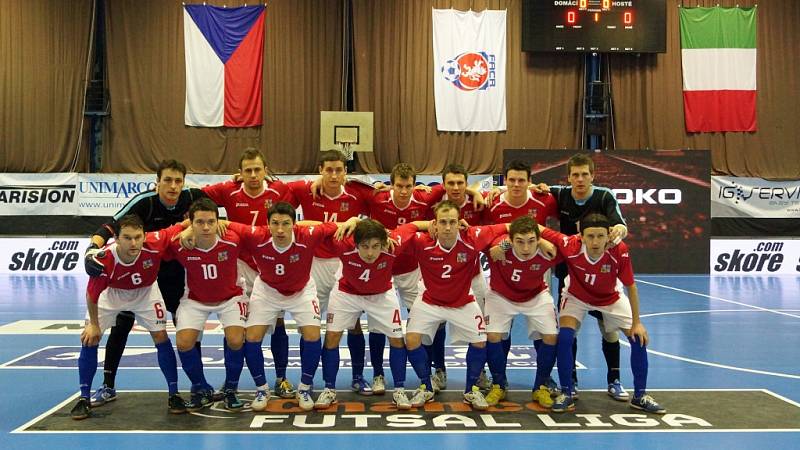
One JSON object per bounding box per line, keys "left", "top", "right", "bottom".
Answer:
{"left": 71, "top": 197, "right": 665, "bottom": 419}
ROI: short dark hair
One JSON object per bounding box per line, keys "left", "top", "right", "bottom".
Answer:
{"left": 579, "top": 213, "right": 610, "bottom": 234}
{"left": 390, "top": 163, "right": 417, "bottom": 184}
{"left": 567, "top": 153, "right": 595, "bottom": 175}
{"left": 189, "top": 198, "right": 219, "bottom": 221}
{"left": 508, "top": 216, "right": 540, "bottom": 239}
{"left": 442, "top": 163, "right": 469, "bottom": 181}
{"left": 319, "top": 150, "right": 347, "bottom": 168}
{"left": 117, "top": 214, "right": 144, "bottom": 232}
{"left": 353, "top": 219, "right": 388, "bottom": 246}
{"left": 156, "top": 159, "right": 187, "bottom": 180}
{"left": 433, "top": 199, "right": 460, "bottom": 218}
{"left": 239, "top": 148, "right": 266, "bottom": 169}
{"left": 504, "top": 160, "right": 531, "bottom": 180}
{"left": 267, "top": 202, "right": 296, "bottom": 222}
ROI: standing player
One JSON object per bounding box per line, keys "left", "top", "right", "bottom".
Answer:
{"left": 544, "top": 153, "right": 629, "bottom": 400}
{"left": 549, "top": 213, "right": 665, "bottom": 414}
{"left": 82, "top": 160, "right": 214, "bottom": 405}
{"left": 71, "top": 215, "right": 186, "bottom": 420}
{"left": 286, "top": 150, "right": 377, "bottom": 394}
{"left": 403, "top": 201, "right": 508, "bottom": 410}
{"left": 167, "top": 198, "right": 250, "bottom": 412}
{"left": 315, "top": 219, "right": 429, "bottom": 410}
{"left": 201, "top": 148, "right": 296, "bottom": 399}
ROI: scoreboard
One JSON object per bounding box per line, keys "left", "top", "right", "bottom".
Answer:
{"left": 522, "top": 0, "right": 666, "bottom": 53}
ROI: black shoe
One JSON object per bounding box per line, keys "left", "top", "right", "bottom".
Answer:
{"left": 71, "top": 397, "right": 91, "bottom": 420}
{"left": 168, "top": 393, "right": 187, "bottom": 414}
{"left": 211, "top": 386, "right": 226, "bottom": 402}
{"left": 223, "top": 389, "right": 244, "bottom": 411}
{"left": 185, "top": 390, "right": 213, "bottom": 412}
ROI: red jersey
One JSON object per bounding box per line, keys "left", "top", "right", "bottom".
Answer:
{"left": 86, "top": 226, "right": 177, "bottom": 301}
{"left": 486, "top": 191, "right": 557, "bottom": 225}
{"left": 367, "top": 190, "right": 440, "bottom": 275}
{"left": 555, "top": 233, "right": 635, "bottom": 306}
{"left": 286, "top": 180, "right": 371, "bottom": 259}
{"left": 166, "top": 227, "right": 244, "bottom": 304}
{"left": 411, "top": 224, "right": 507, "bottom": 308}
{"left": 432, "top": 184, "right": 485, "bottom": 226}
{"left": 233, "top": 221, "right": 339, "bottom": 296}
{"left": 486, "top": 229, "right": 563, "bottom": 302}
{"left": 330, "top": 224, "right": 417, "bottom": 295}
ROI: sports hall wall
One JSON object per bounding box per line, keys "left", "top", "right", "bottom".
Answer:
{"left": 1, "top": 0, "right": 798, "bottom": 178}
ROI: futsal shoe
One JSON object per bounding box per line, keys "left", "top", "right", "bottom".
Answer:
{"left": 607, "top": 380, "right": 630, "bottom": 401}
{"left": 409, "top": 385, "right": 435, "bottom": 407}
{"left": 70, "top": 398, "right": 91, "bottom": 420}
{"left": 392, "top": 388, "right": 412, "bottom": 410}
{"left": 372, "top": 374, "right": 386, "bottom": 395}
{"left": 630, "top": 394, "right": 667, "bottom": 414}
{"left": 223, "top": 389, "right": 245, "bottom": 411}
{"left": 314, "top": 387, "right": 338, "bottom": 409}
{"left": 251, "top": 388, "right": 270, "bottom": 412}
{"left": 185, "top": 389, "right": 213, "bottom": 412}
{"left": 532, "top": 385, "right": 554, "bottom": 408}
{"left": 476, "top": 369, "right": 492, "bottom": 391}
{"left": 545, "top": 376, "right": 559, "bottom": 397}
{"left": 296, "top": 388, "right": 314, "bottom": 412}
{"left": 351, "top": 376, "right": 374, "bottom": 396}
{"left": 89, "top": 384, "right": 117, "bottom": 407}
{"left": 551, "top": 393, "right": 575, "bottom": 413}
{"left": 463, "top": 386, "right": 490, "bottom": 411}
{"left": 168, "top": 393, "right": 187, "bottom": 414}
{"left": 274, "top": 377, "right": 296, "bottom": 399}
{"left": 485, "top": 384, "right": 507, "bottom": 406}
{"left": 431, "top": 368, "right": 447, "bottom": 393}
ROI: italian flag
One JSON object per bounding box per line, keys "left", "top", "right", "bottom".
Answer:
{"left": 680, "top": 7, "right": 757, "bottom": 132}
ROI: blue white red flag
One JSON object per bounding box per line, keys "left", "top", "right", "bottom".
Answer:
{"left": 183, "top": 4, "right": 264, "bottom": 127}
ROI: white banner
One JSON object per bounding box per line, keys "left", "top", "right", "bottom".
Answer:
{"left": 710, "top": 239, "right": 800, "bottom": 274}
{"left": 0, "top": 238, "right": 85, "bottom": 273}
{"left": 711, "top": 176, "right": 800, "bottom": 218}
{"left": 0, "top": 173, "right": 78, "bottom": 216}
{"left": 432, "top": 9, "right": 506, "bottom": 131}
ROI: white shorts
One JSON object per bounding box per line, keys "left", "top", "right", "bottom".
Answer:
{"left": 559, "top": 291, "right": 633, "bottom": 333}
{"left": 327, "top": 286, "right": 403, "bottom": 337}
{"left": 393, "top": 268, "right": 422, "bottom": 310}
{"left": 237, "top": 259, "right": 259, "bottom": 297}
{"left": 176, "top": 294, "right": 248, "bottom": 332}
{"left": 407, "top": 300, "right": 486, "bottom": 345}
{"left": 247, "top": 277, "right": 321, "bottom": 333}
{"left": 311, "top": 257, "right": 341, "bottom": 312}
{"left": 91, "top": 285, "right": 168, "bottom": 333}
{"left": 470, "top": 272, "right": 489, "bottom": 310}
{"left": 484, "top": 289, "right": 558, "bottom": 340}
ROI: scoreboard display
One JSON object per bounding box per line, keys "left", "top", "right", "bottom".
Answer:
{"left": 522, "top": 0, "right": 666, "bottom": 53}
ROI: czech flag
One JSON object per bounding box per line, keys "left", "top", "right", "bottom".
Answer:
{"left": 183, "top": 4, "right": 265, "bottom": 127}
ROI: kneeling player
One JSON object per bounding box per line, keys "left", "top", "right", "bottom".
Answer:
{"left": 71, "top": 215, "right": 185, "bottom": 420}
{"left": 551, "top": 213, "right": 665, "bottom": 414}
{"left": 484, "top": 216, "right": 561, "bottom": 408}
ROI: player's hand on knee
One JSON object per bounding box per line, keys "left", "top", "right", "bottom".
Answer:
{"left": 84, "top": 245, "right": 105, "bottom": 277}
{"left": 81, "top": 324, "right": 101, "bottom": 346}
{"left": 630, "top": 323, "right": 649, "bottom": 347}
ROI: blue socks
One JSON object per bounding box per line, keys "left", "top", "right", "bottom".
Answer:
{"left": 369, "top": 332, "right": 386, "bottom": 377}
{"left": 628, "top": 335, "right": 649, "bottom": 398}
{"left": 431, "top": 327, "right": 446, "bottom": 370}
{"left": 300, "top": 338, "right": 321, "bottom": 386}
{"left": 155, "top": 340, "right": 179, "bottom": 395}
{"left": 556, "top": 327, "right": 576, "bottom": 395}
{"left": 389, "top": 345, "right": 407, "bottom": 388}
{"left": 78, "top": 344, "right": 99, "bottom": 398}
{"left": 244, "top": 340, "right": 267, "bottom": 387}
{"left": 465, "top": 344, "right": 488, "bottom": 392}
{"left": 533, "top": 342, "right": 556, "bottom": 389}
{"left": 321, "top": 347, "right": 340, "bottom": 389}
{"left": 486, "top": 341, "right": 507, "bottom": 387}
{"left": 407, "top": 346, "right": 432, "bottom": 391}
{"left": 271, "top": 323, "right": 289, "bottom": 380}
{"left": 348, "top": 332, "right": 365, "bottom": 380}
{"left": 178, "top": 347, "right": 206, "bottom": 391}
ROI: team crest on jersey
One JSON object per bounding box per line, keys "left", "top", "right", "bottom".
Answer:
{"left": 527, "top": 209, "right": 537, "bottom": 218}
{"left": 265, "top": 199, "right": 273, "bottom": 209}
{"left": 601, "top": 264, "right": 611, "bottom": 273}
{"left": 377, "top": 261, "right": 387, "bottom": 270}
{"left": 326, "top": 313, "right": 335, "bottom": 324}
{"left": 484, "top": 315, "right": 490, "bottom": 326}
{"left": 340, "top": 202, "right": 350, "bottom": 212}
{"left": 457, "top": 252, "right": 467, "bottom": 263}
{"left": 410, "top": 210, "right": 420, "bottom": 219}
{"left": 218, "top": 251, "right": 228, "bottom": 262}
{"left": 142, "top": 259, "right": 153, "bottom": 270}
{"left": 289, "top": 254, "right": 300, "bottom": 263}
{"left": 530, "top": 263, "right": 541, "bottom": 271}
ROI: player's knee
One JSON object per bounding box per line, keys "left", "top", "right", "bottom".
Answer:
{"left": 388, "top": 337, "right": 405, "bottom": 348}
{"left": 301, "top": 326, "right": 321, "bottom": 342}
{"left": 225, "top": 329, "right": 245, "bottom": 350}
{"left": 246, "top": 326, "right": 266, "bottom": 343}
{"left": 487, "top": 332, "right": 503, "bottom": 343}
{"left": 559, "top": 315, "right": 579, "bottom": 330}
{"left": 151, "top": 330, "right": 169, "bottom": 345}
{"left": 405, "top": 333, "right": 422, "bottom": 350}
{"left": 324, "top": 331, "right": 343, "bottom": 349}
{"left": 602, "top": 329, "right": 619, "bottom": 343}
{"left": 176, "top": 333, "right": 196, "bottom": 352}
{"left": 470, "top": 341, "right": 486, "bottom": 349}
{"left": 542, "top": 334, "right": 557, "bottom": 346}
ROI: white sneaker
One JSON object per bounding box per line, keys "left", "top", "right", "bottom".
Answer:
{"left": 392, "top": 388, "right": 412, "bottom": 410}
{"left": 314, "top": 388, "right": 337, "bottom": 410}
{"left": 372, "top": 375, "right": 386, "bottom": 395}
{"left": 431, "top": 368, "right": 447, "bottom": 393}
{"left": 296, "top": 389, "right": 314, "bottom": 411}
{"left": 463, "top": 386, "right": 489, "bottom": 411}
{"left": 476, "top": 369, "right": 492, "bottom": 391}
{"left": 409, "top": 385, "right": 434, "bottom": 408}
{"left": 251, "top": 387, "right": 270, "bottom": 411}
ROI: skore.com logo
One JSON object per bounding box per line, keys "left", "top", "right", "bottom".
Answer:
{"left": 7, "top": 241, "right": 81, "bottom": 271}
{"left": 613, "top": 188, "right": 681, "bottom": 205}
{"left": 713, "top": 242, "right": 786, "bottom": 273}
